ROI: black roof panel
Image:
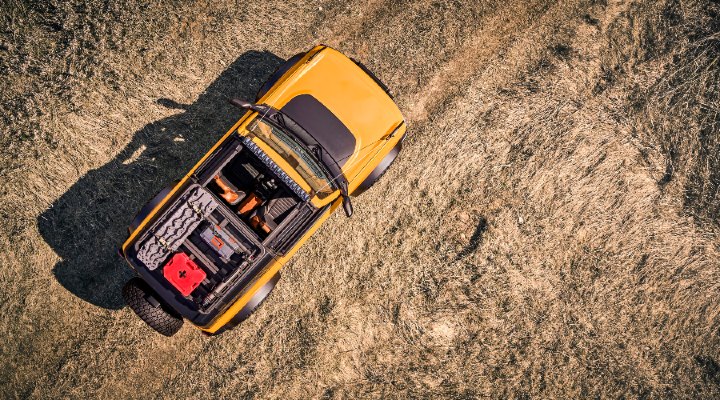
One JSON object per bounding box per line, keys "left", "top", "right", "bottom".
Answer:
{"left": 280, "top": 94, "right": 356, "bottom": 167}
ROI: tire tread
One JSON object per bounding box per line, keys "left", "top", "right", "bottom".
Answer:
{"left": 122, "top": 278, "right": 183, "bottom": 337}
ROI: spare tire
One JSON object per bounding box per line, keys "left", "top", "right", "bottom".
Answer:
{"left": 122, "top": 278, "right": 183, "bottom": 337}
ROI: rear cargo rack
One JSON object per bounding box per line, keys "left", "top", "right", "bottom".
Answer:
{"left": 136, "top": 187, "right": 219, "bottom": 270}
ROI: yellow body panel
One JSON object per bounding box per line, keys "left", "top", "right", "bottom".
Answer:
{"left": 122, "top": 45, "right": 405, "bottom": 334}
{"left": 259, "top": 46, "right": 406, "bottom": 195}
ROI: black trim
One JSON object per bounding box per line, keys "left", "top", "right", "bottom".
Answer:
{"left": 255, "top": 52, "right": 306, "bottom": 102}
{"left": 128, "top": 182, "right": 178, "bottom": 234}
{"left": 351, "top": 58, "right": 393, "bottom": 99}
{"left": 352, "top": 136, "right": 404, "bottom": 196}
{"left": 210, "top": 272, "right": 281, "bottom": 335}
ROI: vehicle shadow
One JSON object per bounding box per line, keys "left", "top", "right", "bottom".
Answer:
{"left": 38, "top": 50, "right": 284, "bottom": 309}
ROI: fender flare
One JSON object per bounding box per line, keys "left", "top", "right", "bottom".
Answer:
{"left": 352, "top": 138, "right": 404, "bottom": 196}
{"left": 211, "top": 273, "right": 281, "bottom": 335}
{"left": 127, "top": 182, "right": 178, "bottom": 234}
{"left": 255, "top": 52, "right": 307, "bottom": 102}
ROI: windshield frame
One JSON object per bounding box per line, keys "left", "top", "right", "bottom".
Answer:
{"left": 244, "top": 115, "right": 338, "bottom": 199}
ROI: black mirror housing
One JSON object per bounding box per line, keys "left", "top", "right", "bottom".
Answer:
{"left": 229, "top": 98, "right": 253, "bottom": 109}
{"left": 342, "top": 195, "right": 353, "bottom": 218}
{"left": 229, "top": 98, "right": 272, "bottom": 114}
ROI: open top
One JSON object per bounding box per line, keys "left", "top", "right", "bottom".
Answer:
{"left": 124, "top": 132, "right": 326, "bottom": 324}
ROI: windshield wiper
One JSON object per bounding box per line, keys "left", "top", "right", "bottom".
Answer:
{"left": 229, "top": 98, "right": 354, "bottom": 217}
{"left": 310, "top": 144, "right": 323, "bottom": 162}
{"left": 270, "top": 113, "right": 337, "bottom": 188}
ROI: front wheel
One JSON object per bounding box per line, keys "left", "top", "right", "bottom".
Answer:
{"left": 122, "top": 278, "right": 184, "bottom": 337}
{"left": 352, "top": 139, "right": 403, "bottom": 196}
{"left": 255, "top": 52, "right": 306, "bottom": 102}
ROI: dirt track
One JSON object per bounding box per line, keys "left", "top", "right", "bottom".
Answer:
{"left": 1, "top": 0, "right": 719, "bottom": 398}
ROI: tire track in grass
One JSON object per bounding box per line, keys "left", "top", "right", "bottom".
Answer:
{"left": 174, "top": 1, "right": 594, "bottom": 398}
{"left": 42, "top": 2, "right": 564, "bottom": 394}
{"left": 402, "top": 0, "right": 560, "bottom": 122}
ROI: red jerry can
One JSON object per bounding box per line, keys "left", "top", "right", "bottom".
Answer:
{"left": 162, "top": 253, "right": 207, "bottom": 297}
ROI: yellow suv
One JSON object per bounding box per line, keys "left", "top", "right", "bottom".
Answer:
{"left": 120, "top": 45, "right": 406, "bottom": 336}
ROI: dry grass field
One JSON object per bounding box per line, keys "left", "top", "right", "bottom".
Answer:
{"left": 1, "top": 0, "right": 719, "bottom": 398}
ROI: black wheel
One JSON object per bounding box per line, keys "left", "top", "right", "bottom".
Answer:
{"left": 122, "top": 278, "right": 183, "bottom": 337}
{"left": 352, "top": 139, "right": 403, "bottom": 196}
{"left": 234, "top": 273, "right": 280, "bottom": 323}
{"left": 255, "top": 52, "right": 306, "bottom": 101}
{"left": 208, "top": 273, "right": 280, "bottom": 336}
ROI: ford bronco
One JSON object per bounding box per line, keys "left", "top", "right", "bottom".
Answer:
{"left": 120, "top": 45, "right": 406, "bottom": 336}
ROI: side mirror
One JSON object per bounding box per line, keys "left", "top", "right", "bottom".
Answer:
{"left": 229, "top": 98, "right": 253, "bottom": 109}
{"left": 342, "top": 195, "right": 353, "bottom": 218}
{"left": 228, "top": 98, "right": 272, "bottom": 114}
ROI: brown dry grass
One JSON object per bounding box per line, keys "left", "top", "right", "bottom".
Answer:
{"left": 1, "top": 0, "right": 719, "bottom": 398}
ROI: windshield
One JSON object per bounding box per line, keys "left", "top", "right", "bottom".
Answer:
{"left": 244, "top": 118, "right": 335, "bottom": 198}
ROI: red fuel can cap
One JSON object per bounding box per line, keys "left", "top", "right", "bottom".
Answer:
{"left": 163, "top": 253, "right": 206, "bottom": 297}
